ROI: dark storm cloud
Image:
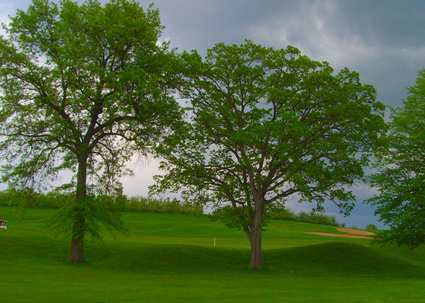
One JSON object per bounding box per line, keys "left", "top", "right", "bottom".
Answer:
{"left": 331, "top": 1, "right": 425, "bottom": 48}
{"left": 138, "top": 0, "right": 425, "bottom": 106}
{"left": 139, "top": 0, "right": 315, "bottom": 50}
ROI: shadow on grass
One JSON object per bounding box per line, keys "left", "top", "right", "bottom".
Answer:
{"left": 1, "top": 231, "right": 421, "bottom": 277}
{"left": 91, "top": 241, "right": 422, "bottom": 277}
{"left": 267, "top": 242, "right": 422, "bottom": 277}
{"left": 92, "top": 243, "right": 250, "bottom": 274}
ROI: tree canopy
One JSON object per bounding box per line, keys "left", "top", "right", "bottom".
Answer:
{"left": 0, "top": 0, "right": 180, "bottom": 262}
{"left": 369, "top": 70, "right": 425, "bottom": 248}
{"left": 153, "top": 41, "right": 386, "bottom": 269}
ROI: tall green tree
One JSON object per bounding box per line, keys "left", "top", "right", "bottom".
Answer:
{"left": 369, "top": 70, "right": 425, "bottom": 247}
{"left": 0, "top": 0, "right": 179, "bottom": 262}
{"left": 153, "top": 41, "right": 386, "bottom": 270}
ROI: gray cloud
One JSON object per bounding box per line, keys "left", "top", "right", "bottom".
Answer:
{"left": 139, "top": 0, "right": 425, "bottom": 106}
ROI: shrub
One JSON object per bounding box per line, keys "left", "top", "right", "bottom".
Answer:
{"left": 366, "top": 224, "right": 378, "bottom": 233}
{"left": 268, "top": 206, "right": 339, "bottom": 226}
{"left": 267, "top": 207, "right": 297, "bottom": 221}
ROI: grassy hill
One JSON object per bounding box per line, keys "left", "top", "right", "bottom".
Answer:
{"left": 1, "top": 206, "right": 425, "bottom": 303}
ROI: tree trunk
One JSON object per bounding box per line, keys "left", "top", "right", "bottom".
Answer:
{"left": 70, "top": 237, "right": 84, "bottom": 263}
{"left": 249, "top": 197, "right": 264, "bottom": 270}
{"left": 70, "top": 155, "right": 88, "bottom": 263}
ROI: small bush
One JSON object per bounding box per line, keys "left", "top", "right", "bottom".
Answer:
{"left": 366, "top": 224, "right": 378, "bottom": 233}
{"left": 297, "top": 212, "right": 338, "bottom": 226}
{"left": 210, "top": 205, "right": 251, "bottom": 231}
{"left": 267, "top": 208, "right": 297, "bottom": 221}
{"left": 51, "top": 195, "right": 125, "bottom": 240}
{"left": 268, "top": 206, "right": 339, "bottom": 226}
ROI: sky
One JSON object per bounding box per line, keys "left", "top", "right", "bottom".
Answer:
{"left": 1, "top": 0, "right": 425, "bottom": 227}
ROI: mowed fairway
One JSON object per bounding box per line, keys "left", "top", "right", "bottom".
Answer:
{"left": 1, "top": 206, "right": 425, "bottom": 303}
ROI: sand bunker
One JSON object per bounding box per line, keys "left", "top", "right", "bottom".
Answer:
{"left": 305, "top": 228, "right": 375, "bottom": 240}
{"left": 336, "top": 228, "right": 375, "bottom": 237}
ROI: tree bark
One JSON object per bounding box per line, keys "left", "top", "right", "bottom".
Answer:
{"left": 249, "top": 197, "right": 264, "bottom": 270}
{"left": 70, "top": 154, "right": 88, "bottom": 263}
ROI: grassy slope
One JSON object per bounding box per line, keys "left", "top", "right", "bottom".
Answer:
{"left": 1, "top": 206, "right": 425, "bottom": 303}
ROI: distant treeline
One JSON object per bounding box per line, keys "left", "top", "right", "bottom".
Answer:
{"left": 0, "top": 190, "right": 203, "bottom": 215}
{"left": 0, "top": 190, "right": 339, "bottom": 226}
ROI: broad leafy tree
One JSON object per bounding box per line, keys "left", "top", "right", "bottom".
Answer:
{"left": 369, "top": 70, "right": 425, "bottom": 247}
{"left": 153, "top": 41, "right": 386, "bottom": 269}
{"left": 0, "top": 0, "right": 179, "bottom": 262}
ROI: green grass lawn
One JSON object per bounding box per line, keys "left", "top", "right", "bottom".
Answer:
{"left": 1, "top": 206, "right": 425, "bottom": 303}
